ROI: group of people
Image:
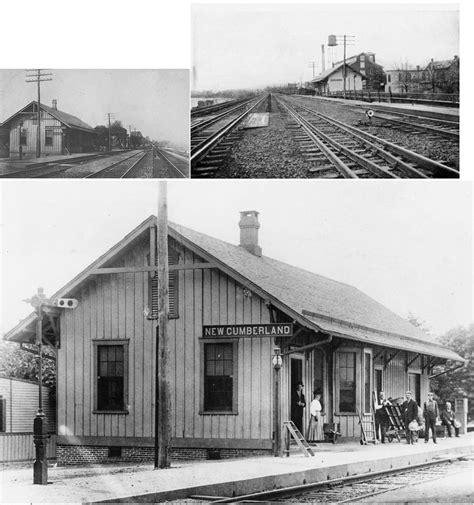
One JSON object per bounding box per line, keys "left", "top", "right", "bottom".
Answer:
{"left": 291, "top": 382, "right": 324, "bottom": 441}
{"left": 292, "top": 382, "right": 462, "bottom": 446}
{"left": 375, "top": 390, "right": 461, "bottom": 444}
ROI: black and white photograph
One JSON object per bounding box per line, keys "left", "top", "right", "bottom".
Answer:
{"left": 0, "top": 69, "right": 190, "bottom": 178}
{"left": 191, "top": 4, "right": 460, "bottom": 178}
{"left": 0, "top": 0, "right": 473, "bottom": 503}
{"left": 1, "top": 179, "right": 473, "bottom": 503}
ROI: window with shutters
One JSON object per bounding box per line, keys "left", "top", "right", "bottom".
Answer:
{"left": 93, "top": 340, "right": 129, "bottom": 414}
{"left": 146, "top": 249, "right": 179, "bottom": 319}
{"left": 200, "top": 340, "right": 238, "bottom": 414}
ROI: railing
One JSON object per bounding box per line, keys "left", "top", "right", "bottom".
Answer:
{"left": 305, "top": 89, "right": 459, "bottom": 107}
{"left": 0, "top": 432, "right": 56, "bottom": 462}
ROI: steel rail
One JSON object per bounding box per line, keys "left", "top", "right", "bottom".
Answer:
{"left": 84, "top": 151, "right": 146, "bottom": 179}
{"left": 191, "top": 94, "right": 268, "bottom": 167}
{"left": 209, "top": 453, "right": 469, "bottom": 503}
{"left": 153, "top": 146, "right": 188, "bottom": 178}
{"left": 368, "top": 112, "right": 459, "bottom": 140}
{"left": 296, "top": 95, "right": 460, "bottom": 127}
{"left": 121, "top": 150, "right": 151, "bottom": 178}
{"left": 191, "top": 97, "right": 250, "bottom": 118}
{"left": 282, "top": 97, "right": 457, "bottom": 178}
{"left": 277, "top": 97, "right": 400, "bottom": 178}
{"left": 191, "top": 97, "right": 260, "bottom": 135}
{"left": 0, "top": 153, "right": 112, "bottom": 179}
{"left": 278, "top": 100, "right": 358, "bottom": 178}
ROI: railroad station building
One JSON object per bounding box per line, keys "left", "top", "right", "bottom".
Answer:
{"left": 4, "top": 212, "right": 463, "bottom": 465}
{"left": 311, "top": 52, "right": 385, "bottom": 94}
{"left": 0, "top": 100, "right": 95, "bottom": 158}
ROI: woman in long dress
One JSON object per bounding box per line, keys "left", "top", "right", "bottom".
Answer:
{"left": 307, "top": 390, "right": 324, "bottom": 442}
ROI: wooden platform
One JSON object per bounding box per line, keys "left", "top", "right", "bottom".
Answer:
{"left": 243, "top": 113, "right": 269, "bottom": 128}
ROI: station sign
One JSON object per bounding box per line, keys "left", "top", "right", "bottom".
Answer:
{"left": 203, "top": 323, "right": 293, "bottom": 338}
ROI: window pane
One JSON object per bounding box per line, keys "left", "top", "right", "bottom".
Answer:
{"left": 97, "top": 345, "right": 125, "bottom": 411}
{"left": 339, "top": 352, "right": 356, "bottom": 412}
{"left": 204, "top": 343, "right": 233, "bottom": 411}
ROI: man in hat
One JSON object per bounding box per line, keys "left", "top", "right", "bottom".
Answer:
{"left": 375, "top": 391, "right": 391, "bottom": 443}
{"left": 291, "top": 381, "right": 306, "bottom": 433}
{"left": 402, "top": 391, "right": 418, "bottom": 444}
{"left": 423, "top": 392, "right": 439, "bottom": 443}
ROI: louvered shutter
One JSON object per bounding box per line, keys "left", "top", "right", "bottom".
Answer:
{"left": 149, "top": 250, "right": 178, "bottom": 319}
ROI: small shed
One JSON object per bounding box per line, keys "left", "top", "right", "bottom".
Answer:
{"left": 0, "top": 376, "right": 56, "bottom": 462}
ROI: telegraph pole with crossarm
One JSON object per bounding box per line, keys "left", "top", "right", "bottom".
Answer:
{"left": 26, "top": 70, "right": 52, "bottom": 158}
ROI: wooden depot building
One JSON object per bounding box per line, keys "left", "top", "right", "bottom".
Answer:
{"left": 4, "top": 211, "right": 464, "bottom": 464}
{"left": 0, "top": 100, "right": 95, "bottom": 158}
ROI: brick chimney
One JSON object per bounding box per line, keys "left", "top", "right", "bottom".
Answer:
{"left": 52, "top": 99, "right": 57, "bottom": 110}
{"left": 239, "top": 210, "right": 262, "bottom": 257}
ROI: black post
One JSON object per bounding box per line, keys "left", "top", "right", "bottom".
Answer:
{"left": 154, "top": 325, "right": 159, "bottom": 469}
{"left": 33, "top": 308, "right": 48, "bottom": 484}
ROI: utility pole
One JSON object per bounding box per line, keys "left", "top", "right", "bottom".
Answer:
{"left": 26, "top": 70, "right": 52, "bottom": 158}
{"left": 308, "top": 61, "right": 317, "bottom": 79}
{"left": 155, "top": 181, "right": 171, "bottom": 469}
{"left": 107, "top": 113, "right": 114, "bottom": 152}
{"left": 327, "top": 35, "right": 355, "bottom": 99}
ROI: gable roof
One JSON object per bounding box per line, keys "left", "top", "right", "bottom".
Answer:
{"left": 1, "top": 101, "right": 94, "bottom": 132}
{"left": 311, "top": 61, "right": 365, "bottom": 84}
{"left": 4, "top": 216, "right": 464, "bottom": 362}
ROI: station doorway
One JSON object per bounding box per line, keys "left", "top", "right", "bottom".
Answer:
{"left": 0, "top": 128, "right": 9, "bottom": 158}
{"left": 289, "top": 355, "right": 305, "bottom": 431}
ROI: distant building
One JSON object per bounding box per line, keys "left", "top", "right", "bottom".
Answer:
{"left": 0, "top": 100, "right": 95, "bottom": 158}
{"left": 310, "top": 61, "right": 365, "bottom": 94}
{"left": 425, "top": 55, "right": 459, "bottom": 94}
{"left": 310, "top": 52, "right": 385, "bottom": 94}
{"left": 386, "top": 56, "right": 459, "bottom": 95}
{"left": 338, "top": 53, "right": 385, "bottom": 91}
{"left": 385, "top": 66, "right": 427, "bottom": 94}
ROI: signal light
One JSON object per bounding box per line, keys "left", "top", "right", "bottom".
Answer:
{"left": 51, "top": 298, "right": 79, "bottom": 309}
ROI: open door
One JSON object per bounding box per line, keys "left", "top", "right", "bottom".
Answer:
{"left": 0, "top": 128, "right": 9, "bottom": 158}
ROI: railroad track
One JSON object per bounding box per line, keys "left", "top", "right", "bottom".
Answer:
{"left": 0, "top": 152, "right": 111, "bottom": 179}
{"left": 85, "top": 150, "right": 151, "bottom": 178}
{"left": 292, "top": 95, "right": 459, "bottom": 141}
{"left": 152, "top": 146, "right": 189, "bottom": 178}
{"left": 191, "top": 97, "right": 251, "bottom": 118}
{"left": 190, "top": 454, "right": 472, "bottom": 503}
{"left": 191, "top": 94, "right": 268, "bottom": 177}
{"left": 275, "top": 95, "right": 458, "bottom": 179}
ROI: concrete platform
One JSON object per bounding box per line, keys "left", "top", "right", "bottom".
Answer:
{"left": 300, "top": 95, "right": 459, "bottom": 122}
{"left": 1, "top": 434, "right": 472, "bottom": 503}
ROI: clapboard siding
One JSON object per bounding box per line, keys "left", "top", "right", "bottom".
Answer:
{"left": 0, "top": 377, "right": 55, "bottom": 433}
{"left": 57, "top": 237, "right": 273, "bottom": 444}
{"left": 0, "top": 433, "right": 56, "bottom": 462}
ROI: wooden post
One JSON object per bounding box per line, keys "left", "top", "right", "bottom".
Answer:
{"left": 156, "top": 181, "right": 171, "bottom": 469}
{"left": 37, "top": 74, "right": 41, "bottom": 158}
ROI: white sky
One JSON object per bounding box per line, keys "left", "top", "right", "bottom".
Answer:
{"left": 1, "top": 180, "right": 472, "bottom": 338}
{"left": 0, "top": 70, "right": 189, "bottom": 150}
{"left": 192, "top": 3, "right": 459, "bottom": 90}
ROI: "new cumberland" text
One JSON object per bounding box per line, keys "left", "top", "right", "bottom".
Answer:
{"left": 203, "top": 324, "right": 293, "bottom": 338}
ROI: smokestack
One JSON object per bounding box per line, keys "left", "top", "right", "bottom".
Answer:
{"left": 52, "top": 99, "right": 57, "bottom": 110}
{"left": 239, "top": 211, "right": 262, "bottom": 257}
{"left": 321, "top": 44, "right": 326, "bottom": 73}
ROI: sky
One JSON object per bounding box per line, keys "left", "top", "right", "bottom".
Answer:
{"left": 1, "top": 180, "right": 472, "bottom": 338}
{"left": 192, "top": 3, "right": 459, "bottom": 91}
{"left": 0, "top": 69, "right": 189, "bottom": 150}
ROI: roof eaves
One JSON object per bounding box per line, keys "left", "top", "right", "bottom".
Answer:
{"left": 3, "top": 215, "right": 156, "bottom": 342}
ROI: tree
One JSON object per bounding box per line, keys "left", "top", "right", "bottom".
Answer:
{"left": 430, "top": 324, "right": 474, "bottom": 421}
{"left": 0, "top": 341, "right": 56, "bottom": 392}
